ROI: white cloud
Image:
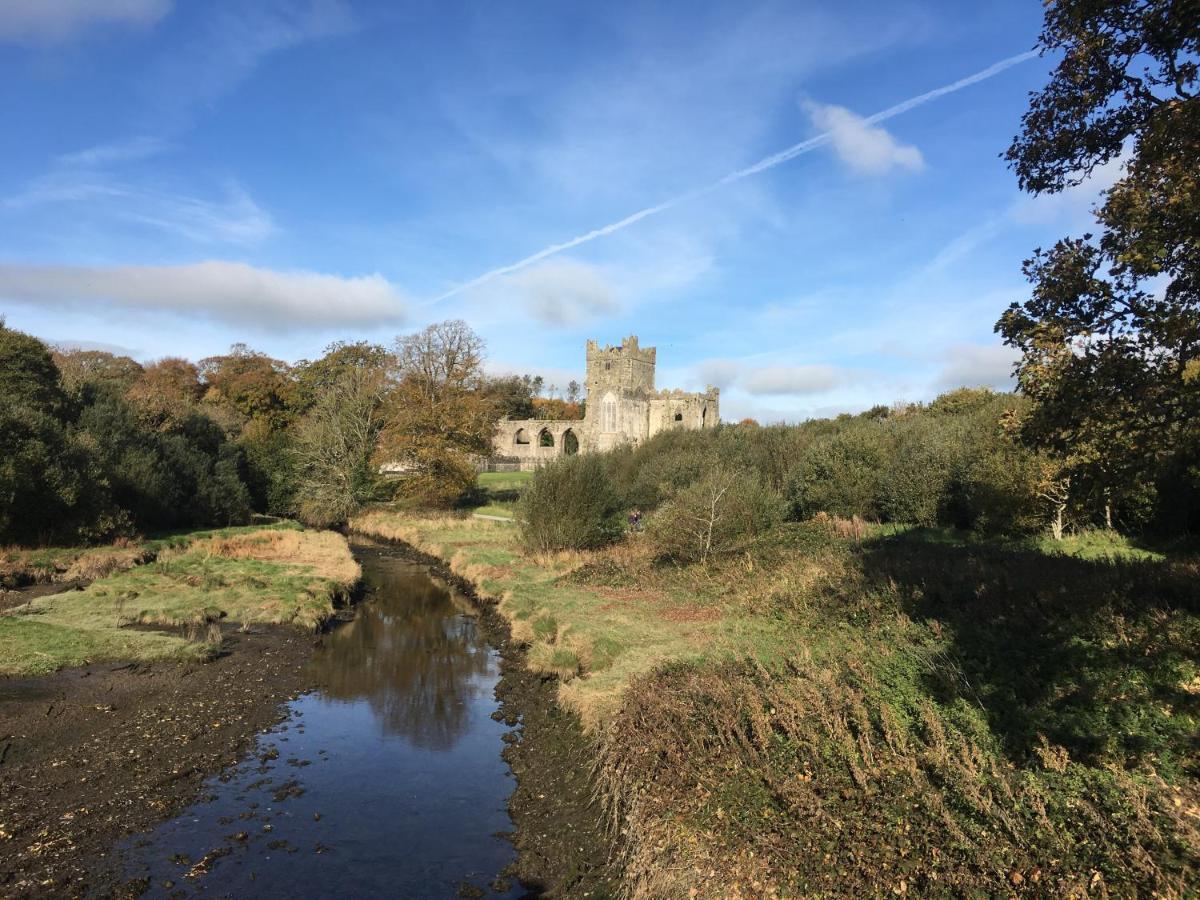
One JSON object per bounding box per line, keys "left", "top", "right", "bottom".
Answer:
{"left": 803, "top": 100, "right": 923, "bottom": 176}
{"left": 0, "top": 261, "right": 408, "bottom": 329}
{"left": 1011, "top": 151, "right": 1128, "bottom": 227}
{"left": 740, "top": 363, "right": 850, "bottom": 396}
{"left": 507, "top": 259, "right": 620, "bottom": 326}
{"left": 56, "top": 136, "right": 170, "bottom": 168}
{"left": 3, "top": 175, "right": 275, "bottom": 244}
{"left": 691, "top": 358, "right": 860, "bottom": 397}
{"left": 933, "top": 343, "right": 1018, "bottom": 391}
{"left": 0, "top": 0, "right": 171, "bottom": 42}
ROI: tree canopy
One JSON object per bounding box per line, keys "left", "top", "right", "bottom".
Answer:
{"left": 997, "top": 0, "right": 1200, "bottom": 532}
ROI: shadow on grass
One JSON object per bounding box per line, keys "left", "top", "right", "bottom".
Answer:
{"left": 858, "top": 534, "right": 1200, "bottom": 777}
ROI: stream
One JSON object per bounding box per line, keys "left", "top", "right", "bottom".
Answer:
{"left": 117, "top": 538, "right": 529, "bottom": 898}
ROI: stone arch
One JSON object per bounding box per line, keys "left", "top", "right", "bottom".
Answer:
{"left": 514, "top": 428, "right": 530, "bottom": 446}
{"left": 538, "top": 428, "right": 555, "bottom": 448}
{"left": 601, "top": 392, "right": 618, "bottom": 433}
{"left": 562, "top": 429, "right": 579, "bottom": 455}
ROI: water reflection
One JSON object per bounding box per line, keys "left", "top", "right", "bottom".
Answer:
{"left": 311, "top": 550, "right": 493, "bottom": 750}
{"left": 116, "top": 540, "right": 525, "bottom": 898}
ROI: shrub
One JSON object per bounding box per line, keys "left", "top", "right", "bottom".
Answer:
{"left": 786, "top": 426, "right": 891, "bottom": 521}
{"left": 647, "top": 465, "right": 783, "bottom": 564}
{"left": 519, "top": 455, "right": 625, "bottom": 552}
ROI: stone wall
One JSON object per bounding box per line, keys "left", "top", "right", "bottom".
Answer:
{"left": 492, "top": 419, "right": 582, "bottom": 471}
{"left": 490, "top": 335, "right": 719, "bottom": 466}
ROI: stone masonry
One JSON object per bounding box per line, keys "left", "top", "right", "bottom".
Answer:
{"left": 491, "top": 335, "right": 720, "bottom": 469}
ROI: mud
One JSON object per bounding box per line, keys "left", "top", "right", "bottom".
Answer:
{"left": 0, "top": 538, "right": 619, "bottom": 899}
{"left": 0, "top": 625, "right": 327, "bottom": 898}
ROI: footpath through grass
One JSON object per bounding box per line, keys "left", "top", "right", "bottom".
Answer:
{"left": 350, "top": 501, "right": 1200, "bottom": 896}
{"left": 0, "top": 525, "right": 360, "bottom": 676}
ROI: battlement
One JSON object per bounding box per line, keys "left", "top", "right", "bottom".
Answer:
{"left": 586, "top": 334, "right": 656, "bottom": 395}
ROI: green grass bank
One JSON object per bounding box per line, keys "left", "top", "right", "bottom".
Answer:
{"left": 350, "top": 500, "right": 1200, "bottom": 897}
{"left": 0, "top": 525, "right": 360, "bottom": 676}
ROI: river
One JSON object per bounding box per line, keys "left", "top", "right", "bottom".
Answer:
{"left": 116, "top": 538, "right": 529, "bottom": 898}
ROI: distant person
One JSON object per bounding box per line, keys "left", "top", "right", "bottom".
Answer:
{"left": 628, "top": 509, "right": 642, "bottom": 532}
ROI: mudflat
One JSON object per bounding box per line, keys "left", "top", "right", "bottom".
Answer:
{"left": 0, "top": 624, "right": 321, "bottom": 898}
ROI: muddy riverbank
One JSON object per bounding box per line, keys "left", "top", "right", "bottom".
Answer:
{"left": 0, "top": 537, "right": 618, "bottom": 898}
{"left": 0, "top": 624, "right": 325, "bottom": 897}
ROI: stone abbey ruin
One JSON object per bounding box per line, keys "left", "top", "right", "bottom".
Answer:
{"left": 492, "top": 335, "right": 720, "bottom": 469}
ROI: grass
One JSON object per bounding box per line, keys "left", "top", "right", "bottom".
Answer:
{"left": 0, "top": 525, "right": 359, "bottom": 676}
{"left": 872, "top": 521, "right": 1181, "bottom": 562}
{"left": 349, "top": 504, "right": 1200, "bottom": 896}
{"left": 477, "top": 470, "right": 533, "bottom": 491}
{"left": 350, "top": 507, "right": 810, "bottom": 726}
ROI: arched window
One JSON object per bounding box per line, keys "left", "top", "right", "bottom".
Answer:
{"left": 601, "top": 393, "right": 618, "bottom": 433}
{"left": 538, "top": 428, "right": 554, "bottom": 448}
{"left": 514, "top": 428, "right": 530, "bottom": 445}
{"left": 673, "top": 410, "right": 683, "bottom": 422}
{"left": 562, "top": 429, "right": 579, "bottom": 455}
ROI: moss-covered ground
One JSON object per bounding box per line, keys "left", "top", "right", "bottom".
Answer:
{"left": 0, "top": 525, "right": 360, "bottom": 676}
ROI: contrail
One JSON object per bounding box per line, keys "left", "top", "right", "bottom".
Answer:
{"left": 427, "top": 49, "right": 1039, "bottom": 305}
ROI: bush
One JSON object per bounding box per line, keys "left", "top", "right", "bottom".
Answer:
{"left": 647, "top": 465, "right": 783, "bottom": 563}
{"left": 519, "top": 455, "right": 625, "bottom": 552}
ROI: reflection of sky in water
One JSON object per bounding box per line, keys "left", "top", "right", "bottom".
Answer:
{"left": 117, "top": 548, "right": 528, "bottom": 898}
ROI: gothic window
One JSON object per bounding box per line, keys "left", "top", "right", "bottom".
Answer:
{"left": 539, "top": 428, "right": 555, "bottom": 448}
{"left": 601, "top": 392, "right": 618, "bottom": 433}
{"left": 514, "top": 428, "right": 530, "bottom": 445}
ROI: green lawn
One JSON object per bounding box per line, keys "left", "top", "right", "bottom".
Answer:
{"left": 477, "top": 470, "right": 533, "bottom": 492}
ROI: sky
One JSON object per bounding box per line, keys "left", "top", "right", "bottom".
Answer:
{"left": 0, "top": 0, "right": 1115, "bottom": 422}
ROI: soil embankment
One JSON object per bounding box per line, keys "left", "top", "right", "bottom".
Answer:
{"left": 0, "top": 624, "right": 324, "bottom": 897}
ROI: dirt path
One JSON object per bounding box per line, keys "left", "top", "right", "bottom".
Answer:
{"left": 0, "top": 625, "right": 326, "bottom": 898}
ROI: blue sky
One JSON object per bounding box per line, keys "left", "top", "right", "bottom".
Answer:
{"left": 0, "top": 1, "right": 1114, "bottom": 421}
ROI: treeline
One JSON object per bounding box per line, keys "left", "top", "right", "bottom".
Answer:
{"left": 0, "top": 319, "right": 535, "bottom": 546}
{"left": 522, "top": 387, "right": 1199, "bottom": 558}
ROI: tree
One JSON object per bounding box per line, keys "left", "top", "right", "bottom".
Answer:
{"left": 293, "top": 364, "right": 390, "bottom": 527}
{"left": 125, "top": 358, "right": 204, "bottom": 429}
{"left": 566, "top": 379, "right": 582, "bottom": 405}
{"left": 0, "top": 323, "right": 70, "bottom": 418}
{"left": 519, "top": 455, "right": 625, "bottom": 552}
{"left": 0, "top": 325, "right": 116, "bottom": 543}
{"left": 293, "top": 341, "right": 393, "bottom": 413}
{"left": 484, "top": 374, "right": 538, "bottom": 419}
{"left": 52, "top": 349, "right": 143, "bottom": 401}
{"left": 198, "top": 344, "right": 298, "bottom": 433}
{"left": 647, "top": 464, "right": 782, "bottom": 564}
{"left": 997, "top": 0, "right": 1200, "bottom": 531}
{"left": 376, "top": 320, "right": 497, "bottom": 506}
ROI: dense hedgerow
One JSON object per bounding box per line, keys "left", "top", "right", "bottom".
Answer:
{"left": 596, "top": 389, "right": 1062, "bottom": 538}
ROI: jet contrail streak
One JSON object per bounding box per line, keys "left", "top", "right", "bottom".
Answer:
{"left": 427, "top": 49, "right": 1039, "bottom": 305}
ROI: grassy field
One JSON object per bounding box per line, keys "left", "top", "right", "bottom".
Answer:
{"left": 350, "top": 503, "right": 1200, "bottom": 895}
{"left": 467, "top": 469, "right": 533, "bottom": 520}
{"left": 0, "top": 525, "right": 360, "bottom": 676}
